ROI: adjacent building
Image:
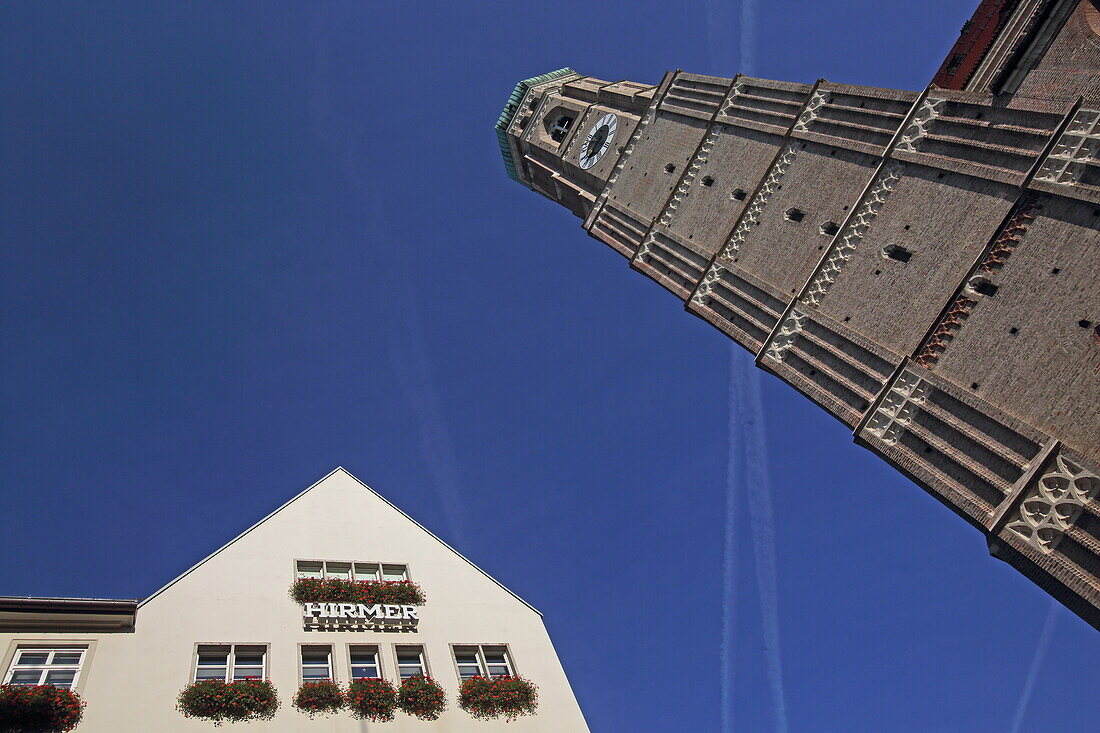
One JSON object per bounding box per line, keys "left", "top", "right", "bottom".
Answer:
{"left": 1, "top": 468, "right": 589, "bottom": 731}
{"left": 495, "top": 0, "right": 1100, "bottom": 629}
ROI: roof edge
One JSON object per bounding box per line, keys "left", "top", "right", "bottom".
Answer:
{"left": 140, "top": 467, "right": 543, "bottom": 617}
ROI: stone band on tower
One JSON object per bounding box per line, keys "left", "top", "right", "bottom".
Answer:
{"left": 496, "top": 0, "right": 1100, "bottom": 629}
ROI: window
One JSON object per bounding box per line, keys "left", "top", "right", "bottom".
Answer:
{"left": 325, "top": 562, "right": 352, "bottom": 580}
{"left": 194, "top": 644, "right": 267, "bottom": 682}
{"left": 4, "top": 648, "right": 86, "bottom": 689}
{"left": 295, "top": 561, "right": 323, "bottom": 579}
{"left": 731, "top": 188, "right": 747, "bottom": 201}
{"left": 819, "top": 221, "right": 840, "bottom": 236}
{"left": 548, "top": 114, "right": 574, "bottom": 143}
{"left": 381, "top": 564, "right": 408, "bottom": 582}
{"left": 349, "top": 646, "right": 382, "bottom": 680}
{"left": 453, "top": 648, "right": 482, "bottom": 679}
{"left": 354, "top": 563, "right": 380, "bottom": 582}
{"left": 396, "top": 646, "right": 427, "bottom": 679}
{"left": 452, "top": 645, "right": 514, "bottom": 679}
{"left": 297, "top": 560, "right": 408, "bottom": 581}
{"left": 300, "top": 646, "right": 332, "bottom": 681}
{"left": 784, "top": 207, "right": 805, "bottom": 222}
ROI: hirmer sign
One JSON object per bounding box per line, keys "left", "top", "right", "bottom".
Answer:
{"left": 302, "top": 602, "right": 419, "bottom": 624}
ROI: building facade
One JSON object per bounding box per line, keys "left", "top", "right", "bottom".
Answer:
{"left": 495, "top": 0, "right": 1100, "bottom": 629}
{"left": 0, "top": 468, "right": 589, "bottom": 731}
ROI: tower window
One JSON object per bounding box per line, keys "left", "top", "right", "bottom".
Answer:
{"left": 664, "top": 163, "right": 676, "bottom": 173}
{"left": 784, "top": 208, "right": 805, "bottom": 223}
{"left": 701, "top": 175, "right": 715, "bottom": 187}
{"left": 731, "top": 188, "right": 747, "bottom": 201}
{"left": 819, "top": 221, "right": 840, "bottom": 236}
{"left": 882, "top": 244, "right": 912, "bottom": 262}
{"left": 549, "top": 114, "right": 574, "bottom": 142}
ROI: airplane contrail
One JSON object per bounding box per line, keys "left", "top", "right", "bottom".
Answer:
{"left": 721, "top": 344, "right": 745, "bottom": 733}
{"left": 1008, "top": 600, "right": 1059, "bottom": 733}
{"left": 739, "top": 356, "right": 789, "bottom": 733}
{"left": 307, "top": 25, "right": 470, "bottom": 548}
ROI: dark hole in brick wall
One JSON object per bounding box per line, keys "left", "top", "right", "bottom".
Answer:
{"left": 785, "top": 208, "right": 804, "bottom": 222}
{"left": 1052, "top": 267, "right": 1060, "bottom": 274}
{"left": 701, "top": 175, "right": 715, "bottom": 187}
{"left": 883, "top": 244, "right": 912, "bottom": 262}
{"left": 843, "top": 316, "right": 850, "bottom": 322}
{"left": 664, "top": 163, "right": 675, "bottom": 173}
{"left": 874, "top": 269, "right": 881, "bottom": 275}
{"left": 731, "top": 188, "right": 747, "bottom": 201}
{"left": 971, "top": 382, "right": 980, "bottom": 389}
{"left": 970, "top": 278, "right": 998, "bottom": 296}
{"left": 820, "top": 221, "right": 840, "bottom": 236}
{"left": 1009, "top": 327, "right": 1018, "bottom": 334}
{"left": 1080, "top": 319, "right": 1094, "bottom": 328}
{"left": 904, "top": 225, "right": 910, "bottom": 230}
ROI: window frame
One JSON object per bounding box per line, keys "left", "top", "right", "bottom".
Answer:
{"left": 393, "top": 644, "right": 430, "bottom": 680}
{"left": 295, "top": 559, "right": 411, "bottom": 584}
{"left": 191, "top": 643, "right": 269, "bottom": 683}
{"left": 2, "top": 646, "right": 88, "bottom": 690}
{"left": 298, "top": 644, "right": 334, "bottom": 683}
{"left": 449, "top": 644, "right": 516, "bottom": 681}
{"left": 347, "top": 644, "right": 385, "bottom": 682}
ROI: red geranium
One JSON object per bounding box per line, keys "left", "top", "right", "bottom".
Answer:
{"left": 176, "top": 679, "right": 278, "bottom": 725}
{"left": 0, "top": 684, "right": 85, "bottom": 733}
{"left": 397, "top": 675, "right": 446, "bottom": 721}
{"left": 459, "top": 675, "right": 539, "bottom": 721}
{"left": 347, "top": 677, "right": 397, "bottom": 722}
{"left": 292, "top": 680, "right": 344, "bottom": 718}
{"left": 289, "top": 578, "right": 426, "bottom": 606}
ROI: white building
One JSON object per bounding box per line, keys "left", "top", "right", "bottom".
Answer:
{"left": 0, "top": 468, "right": 590, "bottom": 731}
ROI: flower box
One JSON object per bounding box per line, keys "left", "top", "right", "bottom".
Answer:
{"left": 347, "top": 677, "right": 397, "bottom": 722}
{"left": 176, "top": 679, "right": 279, "bottom": 725}
{"left": 292, "top": 680, "right": 344, "bottom": 718}
{"left": 289, "top": 578, "right": 426, "bottom": 606}
{"left": 0, "top": 684, "right": 85, "bottom": 733}
{"left": 396, "top": 675, "right": 446, "bottom": 721}
{"left": 459, "top": 675, "right": 539, "bottom": 720}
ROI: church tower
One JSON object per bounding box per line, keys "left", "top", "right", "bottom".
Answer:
{"left": 495, "top": 0, "right": 1100, "bottom": 630}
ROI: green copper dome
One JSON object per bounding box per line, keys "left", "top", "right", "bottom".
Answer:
{"left": 495, "top": 68, "right": 575, "bottom": 182}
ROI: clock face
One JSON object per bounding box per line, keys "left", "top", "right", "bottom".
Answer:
{"left": 579, "top": 113, "right": 618, "bottom": 169}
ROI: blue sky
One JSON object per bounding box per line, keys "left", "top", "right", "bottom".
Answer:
{"left": 1, "top": 1, "right": 1096, "bottom": 731}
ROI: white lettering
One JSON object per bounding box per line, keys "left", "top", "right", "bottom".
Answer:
{"left": 303, "top": 603, "right": 326, "bottom": 618}
{"left": 384, "top": 604, "right": 401, "bottom": 619}
{"left": 403, "top": 605, "right": 419, "bottom": 620}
